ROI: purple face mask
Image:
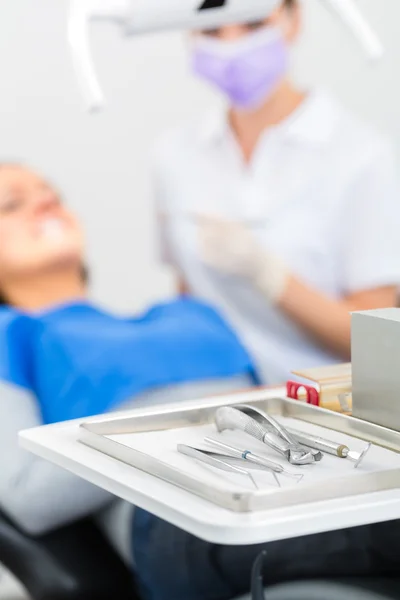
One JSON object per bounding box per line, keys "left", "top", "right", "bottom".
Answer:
{"left": 192, "top": 27, "right": 288, "bottom": 110}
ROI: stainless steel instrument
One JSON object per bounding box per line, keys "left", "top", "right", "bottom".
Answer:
{"left": 204, "top": 437, "right": 303, "bottom": 484}
{"left": 235, "top": 404, "right": 323, "bottom": 462}
{"left": 286, "top": 427, "right": 372, "bottom": 468}
{"left": 78, "top": 391, "right": 400, "bottom": 513}
{"left": 215, "top": 407, "right": 315, "bottom": 466}
{"left": 177, "top": 444, "right": 259, "bottom": 490}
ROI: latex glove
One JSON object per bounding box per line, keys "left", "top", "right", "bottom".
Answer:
{"left": 199, "top": 216, "right": 289, "bottom": 303}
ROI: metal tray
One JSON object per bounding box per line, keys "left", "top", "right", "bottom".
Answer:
{"left": 79, "top": 388, "right": 400, "bottom": 513}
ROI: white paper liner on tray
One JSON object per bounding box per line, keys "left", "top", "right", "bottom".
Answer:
{"left": 108, "top": 416, "right": 400, "bottom": 495}
{"left": 79, "top": 392, "right": 400, "bottom": 512}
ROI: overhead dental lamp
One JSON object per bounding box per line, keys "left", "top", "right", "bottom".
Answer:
{"left": 68, "top": 0, "right": 385, "bottom": 113}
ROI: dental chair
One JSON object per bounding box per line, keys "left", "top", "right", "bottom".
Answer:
{"left": 261, "top": 581, "right": 400, "bottom": 600}
{"left": 0, "top": 510, "right": 139, "bottom": 600}
{"left": 2, "top": 511, "right": 400, "bottom": 600}
{"left": 245, "top": 548, "right": 400, "bottom": 600}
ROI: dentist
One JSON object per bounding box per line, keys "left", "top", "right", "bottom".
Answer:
{"left": 131, "top": 4, "right": 400, "bottom": 598}
{"left": 153, "top": 0, "right": 400, "bottom": 384}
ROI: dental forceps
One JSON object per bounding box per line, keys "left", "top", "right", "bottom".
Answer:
{"left": 215, "top": 406, "right": 317, "bottom": 466}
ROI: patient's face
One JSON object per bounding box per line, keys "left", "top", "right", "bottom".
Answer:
{"left": 0, "top": 166, "right": 84, "bottom": 279}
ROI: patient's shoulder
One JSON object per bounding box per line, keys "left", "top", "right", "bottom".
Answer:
{"left": 0, "top": 306, "right": 33, "bottom": 339}
{"left": 0, "top": 307, "right": 35, "bottom": 389}
{"left": 0, "top": 305, "right": 20, "bottom": 325}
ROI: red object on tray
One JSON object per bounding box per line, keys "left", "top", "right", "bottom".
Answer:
{"left": 286, "top": 381, "right": 320, "bottom": 406}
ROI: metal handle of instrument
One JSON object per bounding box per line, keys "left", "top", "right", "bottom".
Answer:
{"left": 286, "top": 428, "right": 347, "bottom": 457}
{"left": 177, "top": 444, "right": 245, "bottom": 474}
{"left": 286, "top": 428, "right": 372, "bottom": 468}
{"left": 262, "top": 432, "right": 292, "bottom": 457}
{"left": 177, "top": 444, "right": 258, "bottom": 489}
{"left": 235, "top": 404, "right": 323, "bottom": 462}
{"left": 204, "top": 438, "right": 303, "bottom": 485}
{"left": 204, "top": 437, "right": 284, "bottom": 473}
{"left": 235, "top": 404, "right": 296, "bottom": 445}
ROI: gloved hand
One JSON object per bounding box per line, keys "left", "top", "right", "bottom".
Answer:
{"left": 199, "top": 216, "right": 289, "bottom": 304}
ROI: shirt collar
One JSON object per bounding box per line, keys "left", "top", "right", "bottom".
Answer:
{"left": 197, "top": 88, "right": 341, "bottom": 148}
{"left": 197, "top": 104, "right": 230, "bottom": 145}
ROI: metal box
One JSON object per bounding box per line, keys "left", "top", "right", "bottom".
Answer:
{"left": 352, "top": 308, "right": 400, "bottom": 431}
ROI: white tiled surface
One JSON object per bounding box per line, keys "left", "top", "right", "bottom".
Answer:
{"left": 0, "top": 567, "right": 28, "bottom": 599}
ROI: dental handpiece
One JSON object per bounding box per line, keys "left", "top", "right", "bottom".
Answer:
{"left": 286, "top": 427, "right": 371, "bottom": 468}
{"left": 204, "top": 437, "right": 303, "bottom": 484}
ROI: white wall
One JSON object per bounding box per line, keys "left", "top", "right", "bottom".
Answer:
{"left": 0, "top": 0, "right": 398, "bottom": 313}
{"left": 294, "top": 0, "right": 400, "bottom": 150}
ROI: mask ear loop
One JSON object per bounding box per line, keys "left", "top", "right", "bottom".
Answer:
{"left": 262, "top": 0, "right": 295, "bottom": 52}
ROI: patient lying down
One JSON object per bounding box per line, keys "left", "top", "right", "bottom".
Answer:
{"left": 0, "top": 165, "right": 395, "bottom": 600}
{"left": 0, "top": 164, "right": 252, "bottom": 539}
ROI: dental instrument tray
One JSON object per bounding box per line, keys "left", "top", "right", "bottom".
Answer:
{"left": 78, "top": 389, "right": 400, "bottom": 513}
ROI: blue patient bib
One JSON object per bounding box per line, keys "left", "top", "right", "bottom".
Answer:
{"left": 0, "top": 299, "right": 253, "bottom": 424}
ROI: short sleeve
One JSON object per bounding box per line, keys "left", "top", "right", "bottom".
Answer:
{"left": 340, "top": 142, "right": 400, "bottom": 294}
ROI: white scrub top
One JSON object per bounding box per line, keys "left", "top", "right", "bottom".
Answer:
{"left": 153, "top": 89, "right": 400, "bottom": 385}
